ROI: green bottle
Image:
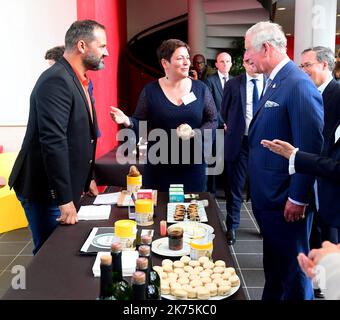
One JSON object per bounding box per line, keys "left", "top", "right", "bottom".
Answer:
{"left": 136, "top": 257, "right": 160, "bottom": 300}
{"left": 131, "top": 271, "right": 146, "bottom": 300}
{"left": 98, "top": 255, "right": 114, "bottom": 300}
{"left": 139, "top": 241, "right": 161, "bottom": 290}
{"left": 111, "top": 242, "right": 132, "bottom": 300}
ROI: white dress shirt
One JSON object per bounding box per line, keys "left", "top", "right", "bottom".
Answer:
{"left": 217, "top": 70, "right": 229, "bottom": 90}
{"left": 317, "top": 75, "right": 333, "bottom": 95}
{"left": 335, "top": 125, "right": 340, "bottom": 144}
{"left": 245, "top": 73, "right": 264, "bottom": 135}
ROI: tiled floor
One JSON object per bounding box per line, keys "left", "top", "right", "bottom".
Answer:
{"left": 215, "top": 195, "right": 264, "bottom": 300}
{"left": 0, "top": 228, "right": 33, "bottom": 299}
{"left": 0, "top": 194, "right": 264, "bottom": 300}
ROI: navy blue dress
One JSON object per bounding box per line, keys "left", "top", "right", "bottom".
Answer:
{"left": 129, "top": 79, "right": 217, "bottom": 192}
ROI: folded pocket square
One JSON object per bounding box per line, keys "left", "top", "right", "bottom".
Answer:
{"left": 264, "top": 100, "right": 280, "bottom": 108}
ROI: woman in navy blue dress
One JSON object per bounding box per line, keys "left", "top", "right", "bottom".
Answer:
{"left": 111, "top": 39, "right": 217, "bottom": 192}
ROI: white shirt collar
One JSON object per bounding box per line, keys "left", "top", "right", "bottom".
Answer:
{"left": 317, "top": 74, "right": 333, "bottom": 94}
{"left": 217, "top": 70, "right": 229, "bottom": 81}
{"left": 246, "top": 72, "right": 264, "bottom": 82}
{"left": 267, "top": 57, "right": 290, "bottom": 81}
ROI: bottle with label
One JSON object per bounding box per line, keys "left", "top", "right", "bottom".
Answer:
{"left": 111, "top": 242, "right": 132, "bottom": 300}
{"left": 138, "top": 244, "right": 161, "bottom": 291}
{"left": 131, "top": 271, "right": 146, "bottom": 300}
{"left": 136, "top": 257, "right": 160, "bottom": 300}
{"left": 98, "top": 255, "right": 114, "bottom": 300}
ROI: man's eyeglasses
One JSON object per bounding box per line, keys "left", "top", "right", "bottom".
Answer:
{"left": 299, "top": 62, "right": 319, "bottom": 69}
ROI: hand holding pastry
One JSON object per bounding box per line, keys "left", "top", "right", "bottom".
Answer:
{"left": 176, "top": 123, "right": 195, "bottom": 140}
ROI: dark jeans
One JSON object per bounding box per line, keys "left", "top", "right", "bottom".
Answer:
{"left": 17, "top": 195, "right": 60, "bottom": 255}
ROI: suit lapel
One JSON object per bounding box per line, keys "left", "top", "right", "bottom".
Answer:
{"left": 214, "top": 74, "right": 223, "bottom": 96}
{"left": 60, "top": 58, "right": 95, "bottom": 134}
{"left": 251, "top": 61, "right": 293, "bottom": 124}
{"left": 240, "top": 74, "right": 247, "bottom": 117}
{"left": 322, "top": 79, "right": 336, "bottom": 109}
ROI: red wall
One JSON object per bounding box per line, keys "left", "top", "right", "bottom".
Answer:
{"left": 286, "top": 35, "right": 294, "bottom": 60}
{"left": 77, "top": 0, "right": 127, "bottom": 159}
{"left": 286, "top": 35, "right": 340, "bottom": 60}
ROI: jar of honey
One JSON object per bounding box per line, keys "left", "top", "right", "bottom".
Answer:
{"left": 135, "top": 199, "right": 154, "bottom": 226}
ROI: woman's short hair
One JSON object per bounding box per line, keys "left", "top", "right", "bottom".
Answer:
{"left": 157, "top": 39, "right": 190, "bottom": 68}
{"left": 45, "top": 45, "right": 65, "bottom": 62}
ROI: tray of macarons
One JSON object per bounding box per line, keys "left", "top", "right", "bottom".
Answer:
{"left": 153, "top": 256, "right": 240, "bottom": 300}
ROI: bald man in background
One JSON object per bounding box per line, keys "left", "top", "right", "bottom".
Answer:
{"left": 205, "top": 52, "right": 233, "bottom": 194}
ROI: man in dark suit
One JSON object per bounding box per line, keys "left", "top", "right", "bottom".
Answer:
{"left": 300, "top": 46, "right": 340, "bottom": 249}
{"left": 261, "top": 130, "right": 340, "bottom": 241}
{"left": 244, "top": 21, "right": 324, "bottom": 300}
{"left": 205, "top": 52, "right": 233, "bottom": 129}
{"left": 205, "top": 52, "right": 232, "bottom": 194}
{"left": 9, "top": 20, "right": 109, "bottom": 254}
{"left": 220, "top": 59, "right": 264, "bottom": 245}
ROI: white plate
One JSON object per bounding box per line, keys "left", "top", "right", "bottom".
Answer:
{"left": 171, "top": 221, "right": 214, "bottom": 243}
{"left": 162, "top": 284, "right": 240, "bottom": 300}
{"left": 151, "top": 237, "right": 190, "bottom": 257}
{"left": 167, "top": 203, "right": 208, "bottom": 223}
{"left": 92, "top": 233, "right": 116, "bottom": 249}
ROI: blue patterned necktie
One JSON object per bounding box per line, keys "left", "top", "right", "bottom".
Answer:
{"left": 263, "top": 77, "right": 273, "bottom": 95}
{"left": 251, "top": 78, "right": 259, "bottom": 115}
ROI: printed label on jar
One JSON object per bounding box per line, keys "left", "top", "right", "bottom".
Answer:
{"left": 136, "top": 212, "right": 154, "bottom": 226}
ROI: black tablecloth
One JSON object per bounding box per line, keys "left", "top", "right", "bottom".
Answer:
{"left": 2, "top": 192, "right": 246, "bottom": 300}
{"left": 95, "top": 147, "right": 145, "bottom": 186}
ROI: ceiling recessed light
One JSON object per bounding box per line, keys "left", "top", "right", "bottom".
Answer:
{"left": 277, "top": 7, "right": 286, "bottom": 11}
{"left": 336, "top": 32, "right": 340, "bottom": 35}
{"left": 337, "top": 14, "right": 340, "bottom": 17}
{"left": 286, "top": 33, "right": 292, "bottom": 36}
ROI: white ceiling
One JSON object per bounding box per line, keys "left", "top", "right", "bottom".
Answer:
{"left": 275, "top": 0, "right": 340, "bottom": 35}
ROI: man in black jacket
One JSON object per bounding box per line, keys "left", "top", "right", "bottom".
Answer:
{"left": 299, "top": 46, "right": 340, "bottom": 248}
{"left": 261, "top": 133, "right": 340, "bottom": 243}
{"left": 9, "top": 20, "right": 108, "bottom": 254}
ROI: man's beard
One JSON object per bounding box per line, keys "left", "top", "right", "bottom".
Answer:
{"left": 83, "top": 52, "right": 105, "bottom": 71}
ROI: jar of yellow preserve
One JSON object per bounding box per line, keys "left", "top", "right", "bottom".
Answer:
{"left": 135, "top": 199, "right": 154, "bottom": 226}
{"left": 114, "top": 220, "right": 137, "bottom": 250}
{"left": 127, "top": 175, "right": 142, "bottom": 193}
{"left": 189, "top": 234, "right": 215, "bottom": 260}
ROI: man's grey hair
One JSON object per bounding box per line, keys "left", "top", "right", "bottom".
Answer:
{"left": 302, "top": 46, "right": 335, "bottom": 71}
{"left": 246, "top": 21, "right": 287, "bottom": 54}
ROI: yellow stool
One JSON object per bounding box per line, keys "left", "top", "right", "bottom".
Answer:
{"left": 0, "top": 152, "right": 28, "bottom": 233}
